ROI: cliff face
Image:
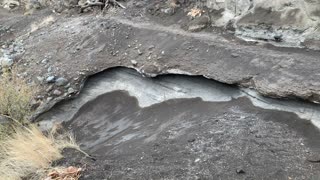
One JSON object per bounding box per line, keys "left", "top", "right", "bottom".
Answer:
{"left": 202, "top": 0, "right": 320, "bottom": 48}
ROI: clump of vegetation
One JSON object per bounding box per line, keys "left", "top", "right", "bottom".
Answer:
{"left": 0, "top": 125, "right": 78, "bottom": 180}
{"left": 0, "top": 69, "right": 35, "bottom": 122}
{"left": 0, "top": 69, "right": 83, "bottom": 180}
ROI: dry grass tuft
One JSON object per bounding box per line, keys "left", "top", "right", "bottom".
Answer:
{"left": 0, "top": 69, "right": 36, "bottom": 122}
{"left": 0, "top": 125, "right": 78, "bottom": 180}
{"left": 0, "top": 69, "right": 83, "bottom": 180}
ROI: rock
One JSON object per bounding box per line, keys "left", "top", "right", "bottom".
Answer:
{"left": 21, "top": 72, "right": 28, "bottom": 78}
{"left": 236, "top": 168, "right": 245, "bottom": 174}
{"left": 226, "top": 19, "right": 236, "bottom": 31}
{"left": 46, "top": 76, "right": 56, "bottom": 83}
{"left": 67, "top": 87, "right": 75, "bottom": 94}
{"left": 25, "top": 0, "right": 41, "bottom": 13}
{"left": 231, "top": 53, "right": 239, "bottom": 58}
{"left": 274, "top": 34, "right": 283, "bottom": 42}
{"left": 161, "top": 8, "right": 175, "bottom": 15}
{"left": 35, "top": 95, "right": 44, "bottom": 100}
{"left": 306, "top": 154, "right": 320, "bottom": 163}
{"left": 134, "top": 1, "right": 145, "bottom": 8}
{"left": 3, "top": 0, "right": 20, "bottom": 10}
{"left": 131, "top": 60, "right": 138, "bottom": 66}
{"left": 36, "top": 76, "right": 44, "bottom": 82}
{"left": 53, "top": 89, "right": 62, "bottom": 96}
{"left": 64, "top": 83, "right": 71, "bottom": 88}
{"left": 0, "top": 54, "right": 13, "bottom": 67}
{"left": 48, "top": 66, "right": 53, "bottom": 73}
{"left": 187, "top": 138, "right": 196, "bottom": 143}
{"left": 46, "top": 85, "right": 54, "bottom": 92}
{"left": 148, "top": 45, "right": 155, "bottom": 50}
{"left": 137, "top": 49, "right": 143, "bottom": 55}
{"left": 142, "top": 64, "right": 161, "bottom": 77}
{"left": 41, "top": 58, "right": 48, "bottom": 64}
{"left": 187, "top": 16, "right": 209, "bottom": 32}
{"left": 55, "top": 77, "right": 68, "bottom": 86}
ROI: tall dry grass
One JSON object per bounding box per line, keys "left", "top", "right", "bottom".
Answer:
{"left": 0, "top": 125, "right": 78, "bottom": 180}
{"left": 0, "top": 69, "right": 35, "bottom": 122}
{"left": 0, "top": 69, "right": 82, "bottom": 179}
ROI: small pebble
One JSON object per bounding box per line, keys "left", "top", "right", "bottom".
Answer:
{"left": 46, "top": 76, "right": 56, "bottom": 83}
{"left": 55, "top": 77, "right": 68, "bottom": 86}
{"left": 131, "top": 60, "right": 138, "bottom": 66}
{"left": 53, "top": 89, "right": 62, "bottom": 96}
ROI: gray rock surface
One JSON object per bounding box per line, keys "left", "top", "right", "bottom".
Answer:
{"left": 53, "top": 89, "right": 62, "bottom": 96}
{"left": 55, "top": 77, "right": 68, "bottom": 86}
{"left": 14, "top": 14, "right": 320, "bottom": 103}
{"left": 2, "top": 1, "right": 320, "bottom": 115}
{"left": 203, "top": 0, "right": 320, "bottom": 48}
{"left": 45, "top": 76, "right": 55, "bottom": 83}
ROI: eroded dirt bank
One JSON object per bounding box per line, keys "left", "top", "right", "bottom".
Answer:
{"left": 2, "top": 1, "right": 320, "bottom": 179}
{"left": 41, "top": 67, "right": 320, "bottom": 179}
{"left": 17, "top": 14, "right": 320, "bottom": 104}
{"left": 2, "top": 2, "right": 320, "bottom": 114}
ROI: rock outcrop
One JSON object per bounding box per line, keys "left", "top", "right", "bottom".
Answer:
{"left": 202, "top": 0, "right": 320, "bottom": 48}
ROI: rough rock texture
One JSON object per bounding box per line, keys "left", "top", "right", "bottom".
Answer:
{"left": 3, "top": 0, "right": 320, "bottom": 47}
{"left": 148, "top": 0, "right": 320, "bottom": 48}
{"left": 203, "top": 0, "right": 320, "bottom": 48}
{"left": 1, "top": 1, "right": 320, "bottom": 115}
{"left": 20, "top": 15, "right": 320, "bottom": 100}
{"left": 1, "top": 3, "right": 320, "bottom": 178}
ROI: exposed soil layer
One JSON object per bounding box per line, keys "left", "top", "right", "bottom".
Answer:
{"left": 41, "top": 68, "right": 320, "bottom": 180}
{"left": 2, "top": 1, "right": 320, "bottom": 179}
{"left": 2, "top": 2, "right": 320, "bottom": 117}
{"left": 55, "top": 90, "right": 320, "bottom": 179}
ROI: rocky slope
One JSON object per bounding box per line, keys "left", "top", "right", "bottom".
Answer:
{"left": 1, "top": 0, "right": 320, "bottom": 115}
{"left": 205, "top": 0, "right": 320, "bottom": 48}
{"left": 2, "top": 1, "right": 320, "bottom": 179}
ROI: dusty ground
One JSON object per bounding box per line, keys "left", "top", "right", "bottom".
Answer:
{"left": 55, "top": 90, "right": 320, "bottom": 180}
{"left": 2, "top": 0, "right": 320, "bottom": 179}
{"left": 39, "top": 68, "right": 320, "bottom": 180}
{"left": 2, "top": 1, "right": 320, "bottom": 114}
